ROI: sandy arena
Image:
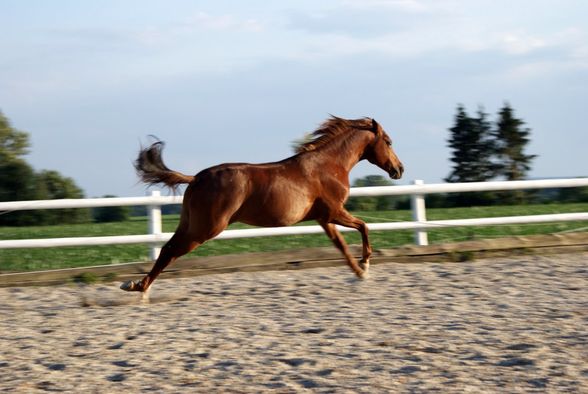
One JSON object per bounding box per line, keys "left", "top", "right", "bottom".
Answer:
{"left": 1, "top": 252, "right": 587, "bottom": 393}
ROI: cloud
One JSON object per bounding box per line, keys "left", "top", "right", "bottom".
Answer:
{"left": 186, "top": 11, "right": 263, "bottom": 32}
{"left": 285, "top": 0, "right": 438, "bottom": 38}
{"left": 341, "top": 0, "right": 432, "bottom": 12}
{"left": 499, "top": 32, "right": 547, "bottom": 55}
{"left": 282, "top": 1, "right": 588, "bottom": 85}
{"left": 286, "top": 9, "right": 410, "bottom": 38}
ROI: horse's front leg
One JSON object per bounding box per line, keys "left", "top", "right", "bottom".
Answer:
{"left": 331, "top": 210, "right": 372, "bottom": 274}
{"left": 319, "top": 221, "right": 367, "bottom": 279}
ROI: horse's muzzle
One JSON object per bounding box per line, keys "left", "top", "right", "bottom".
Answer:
{"left": 389, "top": 164, "right": 404, "bottom": 180}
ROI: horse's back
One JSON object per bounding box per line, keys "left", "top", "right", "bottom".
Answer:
{"left": 187, "top": 160, "right": 319, "bottom": 227}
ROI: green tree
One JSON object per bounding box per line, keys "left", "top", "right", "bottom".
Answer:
{"left": 445, "top": 106, "right": 497, "bottom": 206}
{"left": 491, "top": 103, "right": 537, "bottom": 204}
{"left": 93, "top": 195, "right": 130, "bottom": 223}
{"left": 492, "top": 103, "right": 536, "bottom": 181}
{"left": 557, "top": 185, "right": 588, "bottom": 203}
{"left": 445, "top": 103, "right": 538, "bottom": 206}
{"left": 445, "top": 105, "right": 495, "bottom": 183}
{"left": 0, "top": 110, "right": 91, "bottom": 225}
{"left": 35, "top": 170, "right": 91, "bottom": 224}
{"left": 0, "top": 111, "right": 37, "bottom": 225}
{"left": 0, "top": 159, "right": 39, "bottom": 225}
{"left": 346, "top": 175, "right": 396, "bottom": 211}
{"left": 0, "top": 110, "right": 37, "bottom": 225}
{"left": 0, "top": 110, "right": 30, "bottom": 161}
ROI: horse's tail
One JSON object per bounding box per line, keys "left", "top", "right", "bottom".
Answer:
{"left": 134, "top": 140, "right": 194, "bottom": 190}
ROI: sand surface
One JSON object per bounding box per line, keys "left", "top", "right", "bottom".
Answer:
{"left": 1, "top": 253, "right": 587, "bottom": 393}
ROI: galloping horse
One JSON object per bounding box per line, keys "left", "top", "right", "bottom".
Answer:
{"left": 121, "top": 116, "right": 403, "bottom": 292}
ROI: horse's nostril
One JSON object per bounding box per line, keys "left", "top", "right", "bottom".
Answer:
{"left": 389, "top": 168, "right": 402, "bottom": 179}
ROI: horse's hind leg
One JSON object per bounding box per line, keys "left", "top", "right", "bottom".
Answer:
{"left": 121, "top": 231, "right": 199, "bottom": 292}
{"left": 319, "top": 222, "right": 366, "bottom": 279}
{"left": 120, "top": 209, "right": 232, "bottom": 292}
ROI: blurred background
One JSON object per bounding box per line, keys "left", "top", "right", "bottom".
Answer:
{"left": 1, "top": 0, "right": 587, "bottom": 271}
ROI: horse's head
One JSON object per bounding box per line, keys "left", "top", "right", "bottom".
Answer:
{"left": 362, "top": 119, "right": 404, "bottom": 180}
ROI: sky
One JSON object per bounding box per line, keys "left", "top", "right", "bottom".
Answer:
{"left": 1, "top": 0, "right": 587, "bottom": 197}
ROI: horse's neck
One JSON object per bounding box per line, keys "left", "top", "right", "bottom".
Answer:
{"left": 314, "top": 131, "right": 371, "bottom": 173}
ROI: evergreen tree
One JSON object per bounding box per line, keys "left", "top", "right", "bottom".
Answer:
{"left": 445, "top": 105, "right": 496, "bottom": 206}
{"left": 445, "top": 103, "right": 537, "bottom": 206}
{"left": 445, "top": 105, "right": 495, "bottom": 183}
{"left": 492, "top": 103, "right": 537, "bottom": 204}
{"left": 492, "top": 103, "right": 536, "bottom": 181}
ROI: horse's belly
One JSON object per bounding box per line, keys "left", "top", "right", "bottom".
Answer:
{"left": 235, "top": 192, "right": 314, "bottom": 227}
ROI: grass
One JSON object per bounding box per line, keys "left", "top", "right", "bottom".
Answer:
{"left": 1, "top": 203, "right": 587, "bottom": 272}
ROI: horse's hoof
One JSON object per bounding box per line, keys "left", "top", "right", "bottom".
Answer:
{"left": 358, "top": 269, "right": 370, "bottom": 280}
{"left": 359, "top": 259, "right": 370, "bottom": 272}
{"left": 120, "top": 280, "right": 140, "bottom": 291}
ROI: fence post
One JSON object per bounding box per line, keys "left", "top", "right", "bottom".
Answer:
{"left": 148, "top": 190, "right": 162, "bottom": 261}
{"left": 411, "top": 179, "right": 429, "bottom": 246}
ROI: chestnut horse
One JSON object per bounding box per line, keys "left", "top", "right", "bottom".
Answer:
{"left": 121, "top": 116, "right": 403, "bottom": 292}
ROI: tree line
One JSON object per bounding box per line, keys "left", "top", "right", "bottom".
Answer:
{"left": 446, "top": 103, "right": 535, "bottom": 183}
{"left": 0, "top": 110, "right": 128, "bottom": 225}
{"left": 444, "top": 103, "right": 536, "bottom": 206}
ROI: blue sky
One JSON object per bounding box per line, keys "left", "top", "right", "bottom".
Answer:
{"left": 1, "top": 0, "right": 587, "bottom": 197}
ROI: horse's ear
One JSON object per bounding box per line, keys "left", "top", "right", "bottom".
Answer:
{"left": 371, "top": 118, "right": 382, "bottom": 136}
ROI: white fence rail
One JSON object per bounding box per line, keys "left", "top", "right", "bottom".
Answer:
{"left": 1, "top": 178, "right": 587, "bottom": 258}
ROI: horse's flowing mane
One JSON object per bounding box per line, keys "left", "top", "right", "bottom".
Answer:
{"left": 295, "top": 116, "right": 373, "bottom": 154}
